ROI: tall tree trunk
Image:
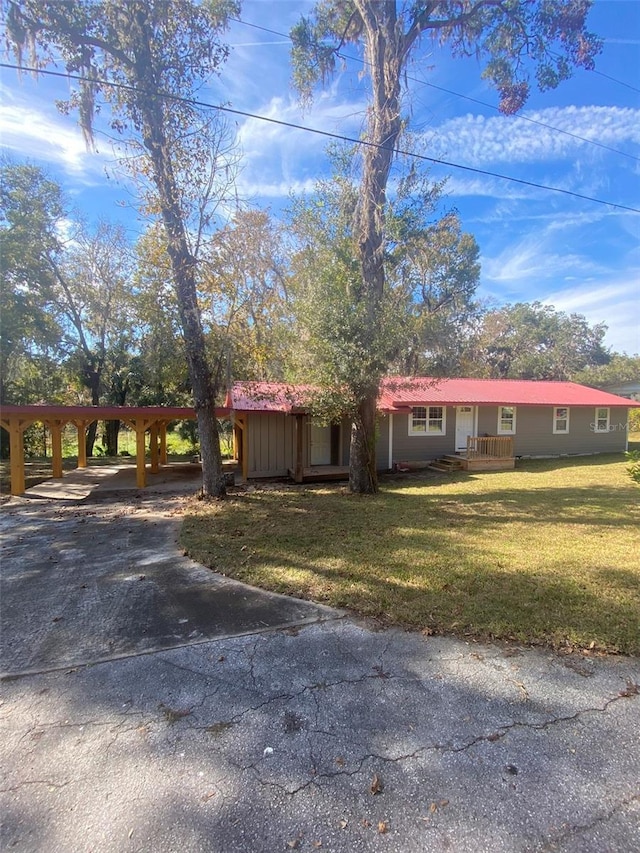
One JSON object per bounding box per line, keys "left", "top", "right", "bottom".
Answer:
{"left": 135, "top": 45, "right": 225, "bottom": 498}
{"left": 86, "top": 370, "right": 101, "bottom": 457}
{"left": 349, "top": 0, "right": 403, "bottom": 493}
{"left": 349, "top": 393, "right": 378, "bottom": 493}
{"left": 104, "top": 420, "right": 120, "bottom": 456}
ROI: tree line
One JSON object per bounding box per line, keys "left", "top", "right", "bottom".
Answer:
{"left": 2, "top": 0, "right": 631, "bottom": 495}
{"left": 2, "top": 156, "right": 628, "bottom": 444}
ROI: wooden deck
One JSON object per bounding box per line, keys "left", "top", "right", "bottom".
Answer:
{"left": 458, "top": 435, "right": 515, "bottom": 471}
{"left": 287, "top": 465, "right": 350, "bottom": 483}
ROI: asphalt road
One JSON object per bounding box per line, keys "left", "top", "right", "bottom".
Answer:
{"left": 1, "top": 468, "right": 639, "bottom": 852}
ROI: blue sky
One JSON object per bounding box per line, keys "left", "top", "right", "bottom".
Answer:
{"left": 1, "top": 0, "right": 639, "bottom": 355}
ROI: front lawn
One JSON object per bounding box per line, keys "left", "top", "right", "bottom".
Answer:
{"left": 181, "top": 454, "right": 640, "bottom": 655}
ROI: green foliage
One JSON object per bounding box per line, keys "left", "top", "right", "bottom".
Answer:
{"left": 464, "top": 301, "right": 610, "bottom": 380}
{"left": 200, "top": 210, "right": 294, "bottom": 383}
{"left": 626, "top": 450, "right": 640, "bottom": 485}
{"left": 289, "top": 1, "right": 601, "bottom": 493}
{"left": 286, "top": 153, "right": 405, "bottom": 421}
{"left": 575, "top": 353, "right": 640, "bottom": 387}
{"left": 0, "top": 159, "right": 66, "bottom": 401}
{"left": 291, "top": 1, "right": 601, "bottom": 115}
{"left": 5, "top": 0, "right": 241, "bottom": 495}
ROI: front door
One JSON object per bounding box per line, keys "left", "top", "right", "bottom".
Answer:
{"left": 455, "top": 406, "right": 476, "bottom": 452}
{"left": 310, "top": 424, "right": 332, "bottom": 465}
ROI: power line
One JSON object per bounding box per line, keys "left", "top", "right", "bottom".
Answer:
{"left": 1, "top": 61, "right": 639, "bottom": 215}
{"left": 591, "top": 68, "right": 640, "bottom": 94}
{"left": 231, "top": 16, "right": 640, "bottom": 165}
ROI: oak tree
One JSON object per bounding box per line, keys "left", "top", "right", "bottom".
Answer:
{"left": 291, "top": 0, "right": 601, "bottom": 492}
{"left": 5, "top": 0, "right": 239, "bottom": 496}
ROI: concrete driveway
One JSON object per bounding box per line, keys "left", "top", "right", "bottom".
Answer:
{"left": 1, "top": 467, "right": 639, "bottom": 852}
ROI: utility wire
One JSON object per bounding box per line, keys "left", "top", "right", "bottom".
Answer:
{"left": 231, "top": 16, "right": 640, "bottom": 165}
{"left": 590, "top": 68, "right": 640, "bottom": 94}
{"left": 2, "top": 61, "right": 638, "bottom": 215}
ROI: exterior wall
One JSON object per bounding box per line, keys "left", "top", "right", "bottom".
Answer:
{"left": 246, "top": 404, "right": 630, "bottom": 478}
{"left": 247, "top": 413, "right": 303, "bottom": 477}
{"left": 477, "top": 405, "right": 630, "bottom": 456}
{"left": 387, "top": 408, "right": 455, "bottom": 465}
{"left": 376, "top": 415, "right": 391, "bottom": 470}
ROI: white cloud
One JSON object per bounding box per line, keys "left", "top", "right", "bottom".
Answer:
{"left": 428, "top": 106, "right": 640, "bottom": 167}
{"left": 542, "top": 276, "right": 640, "bottom": 355}
{"left": 234, "top": 93, "right": 367, "bottom": 200}
{"left": 236, "top": 177, "right": 317, "bottom": 199}
{"left": 482, "top": 236, "right": 605, "bottom": 285}
{"left": 0, "top": 97, "right": 111, "bottom": 181}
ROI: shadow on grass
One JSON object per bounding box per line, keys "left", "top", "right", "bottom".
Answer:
{"left": 182, "top": 467, "right": 640, "bottom": 654}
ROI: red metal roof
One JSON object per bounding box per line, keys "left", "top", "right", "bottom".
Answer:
{"left": 228, "top": 382, "right": 313, "bottom": 413}
{"left": 2, "top": 378, "right": 635, "bottom": 422}
{"left": 379, "top": 377, "right": 639, "bottom": 410}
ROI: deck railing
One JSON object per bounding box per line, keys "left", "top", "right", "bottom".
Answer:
{"left": 466, "top": 435, "right": 514, "bottom": 460}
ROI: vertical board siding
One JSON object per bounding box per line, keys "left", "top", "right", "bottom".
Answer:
{"left": 248, "top": 413, "right": 298, "bottom": 477}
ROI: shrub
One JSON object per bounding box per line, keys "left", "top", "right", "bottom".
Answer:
{"left": 626, "top": 450, "right": 640, "bottom": 484}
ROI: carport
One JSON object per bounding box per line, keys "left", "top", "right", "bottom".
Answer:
{"left": 0, "top": 404, "right": 228, "bottom": 496}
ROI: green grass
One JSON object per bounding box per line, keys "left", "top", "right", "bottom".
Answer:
{"left": 181, "top": 453, "right": 640, "bottom": 655}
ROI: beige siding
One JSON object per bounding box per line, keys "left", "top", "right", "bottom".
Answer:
{"left": 477, "top": 406, "right": 629, "bottom": 456}
{"left": 247, "top": 413, "right": 301, "bottom": 477}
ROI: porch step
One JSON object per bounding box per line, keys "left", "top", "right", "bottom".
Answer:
{"left": 429, "top": 456, "right": 464, "bottom": 473}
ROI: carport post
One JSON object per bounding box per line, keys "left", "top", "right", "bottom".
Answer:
{"left": 135, "top": 424, "right": 147, "bottom": 488}
{"left": 150, "top": 423, "right": 160, "bottom": 473}
{"left": 50, "top": 420, "right": 64, "bottom": 479}
{"left": 159, "top": 423, "right": 168, "bottom": 465}
{"left": 5, "top": 418, "right": 26, "bottom": 496}
{"left": 73, "top": 419, "right": 93, "bottom": 468}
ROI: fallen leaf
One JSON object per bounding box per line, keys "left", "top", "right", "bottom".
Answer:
{"left": 335, "top": 756, "right": 345, "bottom": 767}
{"left": 619, "top": 680, "right": 639, "bottom": 698}
{"left": 370, "top": 773, "right": 383, "bottom": 795}
{"left": 439, "top": 799, "right": 450, "bottom": 807}
{"left": 429, "top": 802, "right": 438, "bottom": 814}
{"left": 312, "top": 842, "right": 322, "bottom": 849}
{"left": 377, "top": 821, "right": 388, "bottom": 834}
{"left": 339, "top": 819, "right": 348, "bottom": 829}
{"left": 487, "top": 732, "right": 501, "bottom": 742}
{"left": 158, "top": 704, "right": 191, "bottom": 724}
{"left": 286, "top": 839, "right": 300, "bottom": 849}
{"left": 128, "top": 828, "right": 134, "bottom": 839}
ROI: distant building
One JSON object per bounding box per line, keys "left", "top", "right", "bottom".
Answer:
{"left": 600, "top": 381, "right": 640, "bottom": 401}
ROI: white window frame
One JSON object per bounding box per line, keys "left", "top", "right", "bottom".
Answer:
{"left": 409, "top": 405, "right": 446, "bottom": 436}
{"left": 553, "top": 406, "right": 570, "bottom": 434}
{"left": 594, "top": 407, "right": 610, "bottom": 433}
{"left": 497, "top": 406, "right": 516, "bottom": 435}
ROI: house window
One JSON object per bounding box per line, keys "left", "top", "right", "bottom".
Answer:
{"left": 594, "top": 407, "right": 610, "bottom": 432}
{"left": 497, "top": 406, "right": 516, "bottom": 434}
{"left": 553, "top": 407, "right": 570, "bottom": 434}
{"left": 409, "top": 406, "right": 446, "bottom": 435}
